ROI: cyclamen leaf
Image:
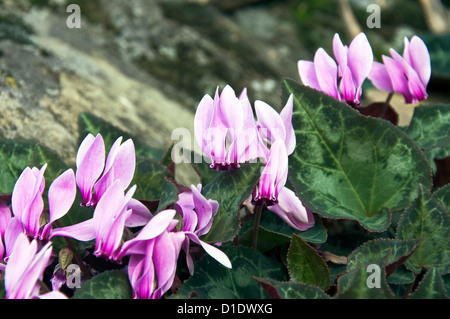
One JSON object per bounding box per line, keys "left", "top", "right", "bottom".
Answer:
{"left": 433, "top": 184, "right": 450, "bottom": 212}
{"left": 335, "top": 257, "right": 395, "bottom": 299}
{"left": 287, "top": 234, "right": 330, "bottom": 291}
{"left": 72, "top": 270, "right": 132, "bottom": 299}
{"left": 259, "top": 209, "right": 327, "bottom": 244}
{"left": 156, "top": 178, "right": 180, "bottom": 213}
{"left": 131, "top": 156, "right": 171, "bottom": 201}
{"left": 396, "top": 184, "right": 450, "bottom": 274}
{"left": 405, "top": 104, "right": 450, "bottom": 150}
{"left": 346, "top": 238, "right": 423, "bottom": 274}
{"left": 172, "top": 245, "right": 287, "bottom": 299}
{"left": 31, "top": 143, "right": 71, "bottom": 198}
{"left": 255, "top": 277, "right": 330, "bottom": 299}
{"left": 283, "top": 78, "right": 432, "bottom": 232}
{"left": 409, "top": 268, "right": 448, "bottom": 299}
{"left": 0, "top": 139, "right": 36, "bottom": 194}
{"left": 201, "top": 162, "right": 263, "bottom": 243}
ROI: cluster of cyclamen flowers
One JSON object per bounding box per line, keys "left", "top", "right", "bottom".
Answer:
{"left": 194, "top": 85, "right": 314, "bottom": 231}
{"left": 298, "top": 33, "right": 431, "bottom": 105}
{"left": 0, "top": 134, "right": 231, "bottom": 299}
{"left": 0, "top": 31, "right": 431, "bottom": 300}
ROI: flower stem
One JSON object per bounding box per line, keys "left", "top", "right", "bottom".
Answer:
{"left": 252, "top": 204, "right": 263, "bottom": 250}
{"left": 380, "top": 92, "right": 394, "bottom": 118}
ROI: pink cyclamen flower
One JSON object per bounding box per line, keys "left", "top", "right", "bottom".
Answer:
{"left": 298, "top": 32, "right": 373, "bottom": 105}
{"left": 114, "top": 209, "right": 185, "bottom": 299}
{"left": 175, "top": 184, "right": 231, "bottom": 275}
{"left": 252, "top": 139, "right": 288, "bottom": 206}
{"left": 76, "top": 134, "right": 136, "bottom": 206}
{"left": 4, "top": 233, "right": 67, "bottom": 299}
{"left": 194, "top": 85, "right": 265, "bottom": 170}
{"left": 252, "top": 95, "right": 295, "bottom": 205}
{"left": 251, "top": 97, "right": 314, "bottom": 231}
{"left": 9, "top": 164, "right": 76, "bottom": 241}
{"left": 368, "top": 36, "right": 431, "bottom": 104}
{"left": 266, "top": 187, "right": 314, "bottom": 231}
{"left": 51, "top": 180, "right": 141, "bottom": 260}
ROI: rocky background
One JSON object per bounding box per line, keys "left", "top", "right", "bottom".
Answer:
{"left": 0, "top": 0, "right": 449, "bottom": 185}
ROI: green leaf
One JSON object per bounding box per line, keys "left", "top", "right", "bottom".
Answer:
{"left": 131, "top": 156, "right": 171, "bottom": 201}
{"left": 31, "top": 143, "right": 71, "bottom": 198}
{"left": 172, "top": 245, "right": 287, "bottom": 299}
{"left": 283, "top": 79, "right": 432, "bottom": 232}
{"left": 346, "top": 238, "right": 423, "bottom": 274}
{"left": 72, "top": 270, "right": 132, "bottom": 299}
{"left": 78, "top": 112, "right": 165, "bottom": 161}
{"left": 433, "top": 184, "right": 450, "bottom": 212}
{"left": 238, "top": 211, "right": 327, "bottom": 252}
{"left": 287, "top": 234, "right": 330, "bottom": 291}
{"left": 255, "top": 277, "right": 330, "bottom": 299}
{"left": 404, "top": 104, "right": 450, "bottom": 150}
{"left": 396, "top": 184, "right": 450, "bottom": 274}
{"left": 201, "top": 162, "right": 263, "bottom": 243}
{"left": 0, "top": 279, "right": 5, "bottom": 299}
{"left": 386, "top": 266, "right": 416, "bottom": 285}
{"left": 0, "top": 139, "right": 36, "bottom": 194}
{"left": 424, "top": 33, "right": 450, "bottom": 79}
{"left": 156, "top": 178, "right": 180, "bottom": 213}
{"left": 191, "top": 158, "right": 217, "bottom": 186}
{"left": 335, "top": 257, "right": 395, "bottom": 299}
{"left": 409, "top": 268, "right": 448, "bottom": 299}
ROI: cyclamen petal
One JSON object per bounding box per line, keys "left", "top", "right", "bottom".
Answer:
{"left": 48, "top": 169, "right": 76, "bottom": 224}
{"left": 368, "top": 61, "right": 394, "bottom": 92}
{"left": 332, "top": 33, "right": 348, "bottom": 77}
{"left": 314, "top": 48, "right": 340, "bottom": 100}
{"left": 194, "top": 94, "right": 214, "bottom": 156}
{"left": 369, "top": 35, "right": 430, "bottom": 104}
{"left": 76, "top": 133, "right": 105, "bottom": 206}
{"left": 267, "top": 187, "right": 315, "bottom": 231}
{"left": 5, "top": 234, "right": 54, "bottom": 299}
{"left": 279, "top": 94, "right": 296, "bottom": 156}
{"left": 298, "top": 60, "right": 321, "bottom": 91}
{"left": 255, "top": 100, "right": 286, "bottom": 146}
{"left": 404, "top": 36, "right": 431, "bottom": 87}
{"left": 125, "top": 198, "right": 152, "bottom": 228}
{"left": 255, "top": 139, "right": 288, "bottom": 203}
{"left": 188, "top": 233, "right": 232, "bottom": 270}
{"left": 50, "top": 219, "right": 96, "bottom": 242}
{"left": 94, "top": 137, "right": 136, "bottom": 200}
{"left": 339, "top": 66, "right": 357, "bottom": 103}
{"left": 347, "top": 32, "right": 373, "bottom": 92}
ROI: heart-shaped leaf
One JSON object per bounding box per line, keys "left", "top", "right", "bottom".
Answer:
{"left": 409, "top": 268, "right": 448, "bottom": 299}
{"left": 172, "top": 245, "right": 287, "bottom": 299}
{"left": 131, "top": 156, "right": 171, "bottom": 201}
{"left": 255, "top": 277, "right": 330, "bottom": 299}
{"left": 0, "top": 139, "right": 36, "bottom": 194}
{"left": 396, "top": 184, "right": 450, "bottom": 274}
{"left": 335, "top": 256, "right": 395, "bottom": 299}
{"left": 283, "top": 79, "right": 432, "bottom": 232}
{"left": 287, "top": 234, "right": 330, "bottom": 291}
{"left": 72, "top": 270, "right": 132, "bottom": 299}
{"left": 201, "top": 162, "right": 263, "bottom": 243}
{"left": 404, "top": 104, "right": 450, "bottom": 150}
{"left": 346, "top": 238, "right": 423, "bottom": 275}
